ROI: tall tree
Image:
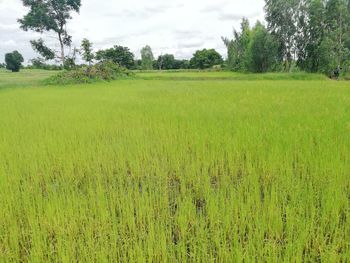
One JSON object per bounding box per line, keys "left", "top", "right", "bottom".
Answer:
{"left": 222, "top": 18, "right": 252, "bottom": 71}
{"left": 298, "top": 0, "right": 350, "bottom": 74}
{"left": 18, "top": 0, "right": 81, "bottom": 65}
{"left": 140, "top": 46, "right": 154, "bottom": 70}
{"left": 264, "top": 0, "right": 300, "bottom": 70}
{"left": 81, "top": 38, "right": 94, "bottom": 66}
{"left": 248, "top": 22, "right": 279, "bottom": 72}
{"left": 324, "top": 0, "right": 350, "bottom": 72}
{"left": 297, "top": 0, "right": 327, "bottom": 72}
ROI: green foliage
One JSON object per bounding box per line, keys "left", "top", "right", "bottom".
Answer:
{"left": 264, "top": 0, "right": 299, "bottom": 70}
{"left": 223, "top": 19, "right": 280, "bottom": 73}
{"left": 5, "top": 51, "right": 24, "bottom": 72}
{"left": 223, "top": 18, "right": 253, "bottom": 71}
{"left": 45, "top": 60, "right": 132, "bottom": 85}
{"left": 295, "top": 0, "right": 350, "bottom": 75}
{"left": 265, "top": 0, "right": 350, "bottom": 75}
{"left": 248, "top": 22, "right": 280, "bottom": 72}
{"left": 175, "top": 59, "right": 190, "bottom": 69}
{"left": 18, "top": 0, "right": 81, "bottom": 64}
{"left": 30, "top": 39, "right": 56, "bottom": 60}
{"left": 96, "top": 46, "right": 135, "bottom": 69}
{"left": 28, "top": 58, "right": 62, "bottom": 70}
{"left": 155, "top": 54, "right": 174, "bottom": 70}
{"left": 297, "top": 0, "right": 326, "bottom": 72}
{"left": 189, "top": 49, "right": 223, "bottom": 69}
{"left": 81, "top": 38, "right": 94, "bottom": 66}
{"left": 153, "top": 56, "right": 190, "bottom": 70}
{"left": 140, "top": 45, "right": 154, "bottom": 70}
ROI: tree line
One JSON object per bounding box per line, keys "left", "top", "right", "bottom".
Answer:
{"left": 224, "top": 0, "right": 350, "bottom": 75}
{"left": 2, "top": 0, "right": 349, "bottom": 76}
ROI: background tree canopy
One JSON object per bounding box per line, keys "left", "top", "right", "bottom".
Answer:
{"left": 189, "top": 49, "right": 224, "bottom": 69}
{"left": 96, "top": 46, "right": 135, "bottom": 69}
{"left": 141, "top": 46, "right": 154, "bottom": 70}
{"left": 222, "top": 0, "right": 350, "bottom": 75}
{"left": 5, "top": 51, "right": 24, "bottom": 72}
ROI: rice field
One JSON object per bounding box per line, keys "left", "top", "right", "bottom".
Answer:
{"left": 0, "top": 70, "right": 349, "bottom": 262}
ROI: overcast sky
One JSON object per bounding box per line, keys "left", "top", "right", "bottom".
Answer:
{"left": 0, "top": 0, "right": 265, "bottom": 63}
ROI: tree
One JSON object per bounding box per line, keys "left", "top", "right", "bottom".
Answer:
{"left": 248, "top": 22, "right": 279, "bottom": 72}
{"left": 81, "top": 39, "right": 94, "bottom": 66}
{"left": 190, "top": 49, "right": 223, "bottom": 69}
{"left": 222, "top": 18, "right": 252, "bottom": 71}
{"left": 264, "top": 0, "right": 300, "bottom": 71}
{"left": 295, "top": 0, "right": 350, "bottom": 74}
{"left": 174, "top": 59, "right": 190, "bottom": 69}
{"left": 297, "top": 0, "right": 327, "bottom": 72}
{"left": 96, "top": 46, "right": 135, "bottom": 69}
{"left": 18, "top": 0, "right": 81, "bottom": 65}
{"left": 324, "top": 0, "right": 350, "bottom": 73}
{"left": 156, "top": 54, "right": 176, "bottom": 70}
{"left": 5, "top": 51, "right": 24, "bottom": 72}
{"left": 0, "top": 63, "right": 5, "bottom": 69}
{"left": 134, "top": 59, "right": 142, "bottom": 70}
{"left": 141, "top": 45, "right": 154, "bottom": 70}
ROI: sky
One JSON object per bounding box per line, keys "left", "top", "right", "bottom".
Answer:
{"left": 0, "top": 0, "right": 265, "bottom": 64}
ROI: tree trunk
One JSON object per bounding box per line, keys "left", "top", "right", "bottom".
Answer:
{"left": 58, "top": 33, "right": 65, "bottom": 66}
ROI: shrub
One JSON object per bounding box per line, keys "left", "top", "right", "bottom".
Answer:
{"left": 45, "top": 61, "right": 133, "bottom": 85}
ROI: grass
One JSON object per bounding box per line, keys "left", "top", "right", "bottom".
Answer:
{"left": 0, "top": 70, "right": 349, "bottom": 261}
{"left": 135, "top": 70, "right": 328, "bottom": 81}
{"left": 0, "top": 69, "right": 57, "bottom": 89}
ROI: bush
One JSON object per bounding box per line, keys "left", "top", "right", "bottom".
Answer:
{"left": 45, "top": 61, "right": 133, "bottom": 85}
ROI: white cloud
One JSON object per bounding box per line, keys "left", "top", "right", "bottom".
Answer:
{"left": 0, "top": 0, "right": 265, "bottom": 63}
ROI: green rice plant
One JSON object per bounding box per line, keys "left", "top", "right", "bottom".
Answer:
{"left": 0, "top": 71, "right": 349, "bottom": 262}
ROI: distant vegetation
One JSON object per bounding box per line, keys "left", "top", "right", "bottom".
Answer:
{"left": 0, "top": 0, "right": 348, "bottom": 79}
{"left": 45, "top": 61, "right": 132, "bottom": 85}
{"left": 5, "top": 51, "right": 24, "bottom": 72}
{"left": 222, "top": 0, "right": 350, "bottom": 76}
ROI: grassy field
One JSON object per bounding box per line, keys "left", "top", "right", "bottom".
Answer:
{"left": 0, "top": 69, "right": 56, "bottom": 89}
{"left": 0, "top": 70, "right": 349, "bottom": 262}
{"left": 135, "top": 70, "right": 327, "bottom": 81}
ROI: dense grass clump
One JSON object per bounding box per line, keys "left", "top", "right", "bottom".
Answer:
{"left": 0, "top": 71, "right": 349, "bottom": 261}
{"left": 45, "top": 61, "right": 132, "bottom": 85}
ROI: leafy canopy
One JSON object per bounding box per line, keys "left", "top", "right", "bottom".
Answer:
{"left": 190, "top": 49, "right": 223, "bottom": 69}
{"left": 96, "top": 46, "right": 135, "bottom": 69}
{"left": 5, "top": 51, "right": 24, "bottom": 72}
{"left": 18, "top": 0, "right": 81, "bottom": 64}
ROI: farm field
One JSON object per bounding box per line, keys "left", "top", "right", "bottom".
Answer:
{"left": 0, "top": 70, "right": 349, "bottom": 261}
